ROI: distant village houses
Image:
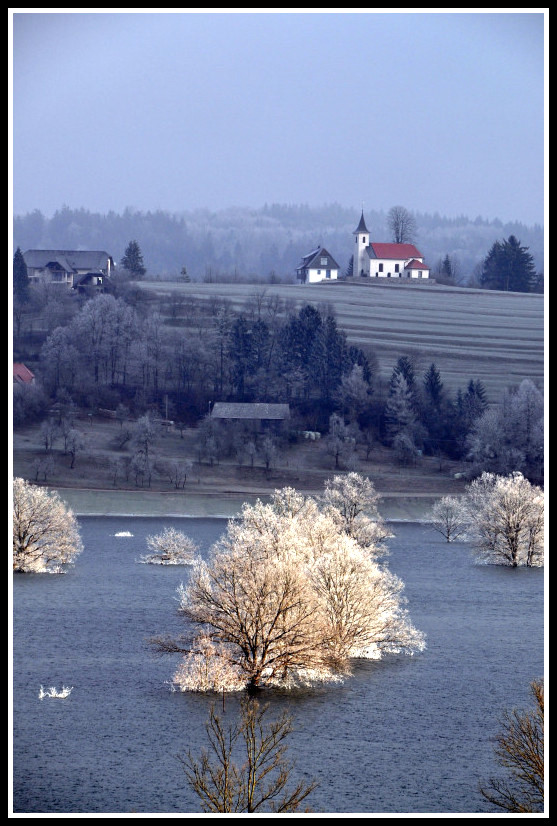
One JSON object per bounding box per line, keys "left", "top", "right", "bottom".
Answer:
{"left": 296, "top": 211, "right": 430, "bottom": 283}
{"left": 22, "top": 249, "right": 114, "bottom": 291}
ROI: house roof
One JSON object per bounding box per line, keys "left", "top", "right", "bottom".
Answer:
{"left": 297, "top": 247, "right": 340, "bottom": 271}
{"left": 405, "top": 258, "right": 430, "bottom": 270}
{"left": 23, "top": 250, "right": 113, "bottom": 271}
{"left": 353, "top": 211, "right": 369, "bottom": 234}
{"left": 367, "top": 243, "right": 423, "bottom": 260}
{"left": 13, "top": 363, "right": 35, "bottom": 383}
{"left": 211, "top": 402, "right": 290, "bottom": 420}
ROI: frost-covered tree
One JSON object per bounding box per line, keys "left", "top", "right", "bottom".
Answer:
{"left": 13, "top": 478, "right": 83, "bottom": 573}
{"left": 462, "top": 472, "right": 544, "bottom": 567}
{"left": 139, "top": 527, "right": 198, "bottom": 565}
{"left": 153, "top": 478, "right": 425, "bottom": 692}
{"left": 385, "top": 372, "right": 417, "bottom": 442}
{"left": 324, "top": 413, "right": 358, "bottom": 470}
{"left": 320, "top": 472, "right": 389, "bottom": 554}
{"left": 480, "top": 679, "right": 544, "bottom": 813}
{"left": 181, "top": 698, "right": 317, "bottom": 813}
{"left": 428, "top": 496, "right": 468, "bottom": 542}
{"left": 336, "top": 363, "right": 371, "bottom": 421}
{"left": 467, "top": 380, "right": 544, "bottom": 483}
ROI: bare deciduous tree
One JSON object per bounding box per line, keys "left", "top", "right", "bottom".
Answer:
{"left": 12, "top": 478, "right": 83, "bottom": 573}
{"left": 480, "top": 679, "right": 544, "bottom": 813}
{"left": 181, "top": 698, "right": 317, "bottom": 813}
{"left": 387, "top": 205, "right": 417, "bottom": 244}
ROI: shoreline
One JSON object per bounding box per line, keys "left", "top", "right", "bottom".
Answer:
{"left": 50, "top": 487, "right": 442, "bottom": 522}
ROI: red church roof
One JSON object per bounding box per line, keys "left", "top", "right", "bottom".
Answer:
{"left": 369, "top": 243, "right": 423, "bottom": 260}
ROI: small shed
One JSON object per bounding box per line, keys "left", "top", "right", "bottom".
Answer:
{"left": 211, "top": 402, "right": 290, "bottom": 433}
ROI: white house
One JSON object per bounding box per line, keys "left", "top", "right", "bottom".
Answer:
{"left": 352, "top": 212, "right": 430, "bottom": 280}
{"left": 296, "top": 247, "right": 340, "bottom": 284}
{"left": 22, "top": 249, "right": 114, "bottom": 289}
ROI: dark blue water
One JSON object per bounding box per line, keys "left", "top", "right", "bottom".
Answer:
{"left": 12, "top": 517, "right": 544, "bottom": 814}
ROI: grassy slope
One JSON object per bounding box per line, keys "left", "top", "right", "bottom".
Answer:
{"left": 139, "top": 280, "right": 544, "bottom": 404}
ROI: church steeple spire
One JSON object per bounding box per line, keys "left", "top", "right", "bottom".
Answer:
{"left": 353, "top": 209, "right": 369, "bottom": 235}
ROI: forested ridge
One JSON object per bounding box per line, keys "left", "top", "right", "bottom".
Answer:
{"left": 13, "top": 203, "right": 544, "bottom": 284}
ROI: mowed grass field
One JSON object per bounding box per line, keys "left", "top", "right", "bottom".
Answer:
{"left": 139, "top": 280, "right": 545, "bottom": 404}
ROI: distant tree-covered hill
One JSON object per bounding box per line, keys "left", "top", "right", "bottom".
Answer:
{"left": 13, "top": 203, "right": 544, "bottom": 284}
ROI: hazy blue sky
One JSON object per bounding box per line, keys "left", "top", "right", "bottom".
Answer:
{"left": 10, "top": 10, "right": 546, "bottom": 226}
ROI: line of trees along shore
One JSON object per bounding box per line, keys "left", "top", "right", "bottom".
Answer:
{"left": 13, "top": 278, "right": 544, "bottom": 483}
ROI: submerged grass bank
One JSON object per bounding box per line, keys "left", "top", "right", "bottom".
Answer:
{"left": 49, "top": 487, "right": 441, "bottom": 522}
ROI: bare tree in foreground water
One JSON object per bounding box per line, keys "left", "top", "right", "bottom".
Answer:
{"left": 480, "top": 679, "right": 544, "bottom": 813}
{"left": 181, "top": 698, "right": 317, "bottom": 813}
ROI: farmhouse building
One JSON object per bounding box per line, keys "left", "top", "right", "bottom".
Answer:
{"left": 22, "top": 249, "right": 114, "bottom": 290}
{"left": 352, "top": 212, "right": 430, "bottom": 280}
{"left": 296, "top": 247, "right": 340, "bottom": 284}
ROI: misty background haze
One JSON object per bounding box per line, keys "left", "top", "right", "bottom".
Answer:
{"left": 11, "top": 11, "right": 545, "bottom": 230}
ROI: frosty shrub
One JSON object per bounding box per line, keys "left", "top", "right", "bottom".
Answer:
{"left": 140, "top": 527, "right": 198, "bottom": 565}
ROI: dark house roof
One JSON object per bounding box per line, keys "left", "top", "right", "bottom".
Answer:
{"left": 297, "top": 247, "right": 340, "bottom": 271}
{"left": 211, "top": 403, "right": 290, "bottom": 421}
{"left": 23, "top": 249, "right": 114, "bottom": 272}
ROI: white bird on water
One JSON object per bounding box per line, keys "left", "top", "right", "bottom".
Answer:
{"left": 39, "top": 685, "right": 73, "bottom": 699}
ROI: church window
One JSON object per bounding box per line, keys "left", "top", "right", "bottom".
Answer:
{"left": 379, "top": 263, "right": 383, "bottom": 272}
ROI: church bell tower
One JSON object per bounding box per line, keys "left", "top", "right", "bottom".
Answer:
{"left": 353, "top": 210, "right": 369, "bottom": 277}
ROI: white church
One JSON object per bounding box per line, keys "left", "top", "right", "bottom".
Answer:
{"left": 296, "top": 211, "right": 430, "bottom": 283}
{"left": 352, "top": 211, "right": 430, "bottom": 280}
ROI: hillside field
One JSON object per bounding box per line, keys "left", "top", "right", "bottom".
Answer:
{"left": 138, "top": 279, "right": 545, "bottom": 404}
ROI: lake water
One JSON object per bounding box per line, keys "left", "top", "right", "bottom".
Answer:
{"left": 12, "top": 517, "right": 545, "bottom": 814}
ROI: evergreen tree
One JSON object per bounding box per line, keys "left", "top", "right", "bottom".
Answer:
{"left": 423, "top": 363, "right": 444, "bottom": 407}
{"left": 13, "top": 247, "right": 30, "bottom": 303}
{"left": 480, "top": 236, "right": 536, "bottom": 292}
{"left": 120, "top": 240, "right": 146, "bottom": 278}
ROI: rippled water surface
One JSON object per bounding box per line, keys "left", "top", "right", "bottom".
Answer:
{"left": 12, "top": 517, "right": 544, "bottom": 814}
